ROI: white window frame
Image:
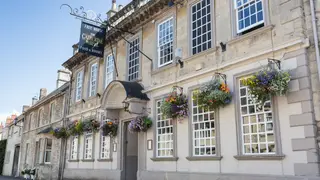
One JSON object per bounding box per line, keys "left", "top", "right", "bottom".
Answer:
{"left": 70, "top": 136, "right": 78, "bottom": 160}
{"left": 234, "top": 0, "right": 264, "bottom": 34}
{"left": 127, "top": 37, "right": 140, "bottom": 81}
{"left": 89, "top": 63, "right": 98, "bottom": 97}
{"left": 191, "top": 91, "right": 217, "bottom": 156}
{"left": 44, "top": 138, "right": 52, "bottom": 164}
{"left": 239, "top": 77, "right": 275, "bottom": 155}
{"left": 105, "top": 54, "right": 115, "bottom": 88}
{"left": 100, "top": 134, "right": 111, "bottom": 159}
{"left": 190, "top": 0, "right": 213, "bottom": 55}
{"left": 157, "top": 17, "right": 174, "bottom": 67}
{"left": 156, "top": 100, "right": 174, "bottom": 157}
{"left": 75, "top": 70, "right": 84, "bottom": 102}
{"left": 84, "top": 133, "right": 93, "bottom": 159}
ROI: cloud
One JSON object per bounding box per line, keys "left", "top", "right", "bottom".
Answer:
{"left": 0, "top": 110, "right": 20, "bottom": 125}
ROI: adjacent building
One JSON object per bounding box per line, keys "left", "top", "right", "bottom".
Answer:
{"left": 19, "top": 69, "right": 70, "bottom": 180}
{"left": 60, "top": 0, "right": 320, "bottom": 179}
{"left": 2, "top": 113, "right": 25, "bottom": 177}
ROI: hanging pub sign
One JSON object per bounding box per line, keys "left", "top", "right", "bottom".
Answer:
{"left": 78, "top": 22, "right": 106, "bottom": 57}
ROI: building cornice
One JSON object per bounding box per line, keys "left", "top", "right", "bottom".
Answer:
{"left": 62, "top": 53, "right": 89, "bottom": 70}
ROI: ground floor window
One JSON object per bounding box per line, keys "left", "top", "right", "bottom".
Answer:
{"left": 44, "top": 139, "right": 52, "bottom": 163}
{"left": 84, "top": 133, "right": 93, "bottom": 159}
{"left": 70, "top": 136, "right": 78, "bottom": 160}
{"left": 100, "top": 135, "right": 111, "bottom": 159}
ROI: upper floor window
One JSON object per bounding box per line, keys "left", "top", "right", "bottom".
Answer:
{"left": 70, "top": 136, "right": 78, "bottom": 160}
{"left": 89, "top": 63, "right": 98, "bottom": 97}
{"left": 75, "top": 71, "right": 84, "bottom": 102}
{"left": 28, "top": 113, "right": 33, "bottom": 130}
{"left": 49, "top": 103, "right": 55, "bottom": 122}
{"left": 191, "top": 0, "right": 212, "bottom": 55}
{"left": 84, "top": 133, "right": 93, "bottom": 159}
{"left": 239, "top": 78, "right": 275, "bottom": 154}
{"left": 158, "top": 18, "right": 174, "bottom": 67}
{"left": 44, "top": 138, "right": 52, "bottom": 163}
{"left": 156, "top": 100, "right": 174, "bottom": 157}
{"left": 235, "top": 0, "right": 264, "bottom": 34}
{"left": 105, "top": 55, "right": 114, "bottom": 88}
{"left": 37, "top": 109, "right": 43, "bottom": 127}
{"left": 128, "top": 38, "right": 140, "bottom": 81}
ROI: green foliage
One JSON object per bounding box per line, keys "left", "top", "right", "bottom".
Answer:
{"left": 101, "top": 121, "right": 118, "bottom": 137}
{"left": 0, "top": 139, "right": 7, "bottom": 175}
{"left": 244, "top": 69, "right": 291, "bottom": 104}
{"left": 50, "top": 127, "right": 68, "bottom": 139}
{"left": 160, "top": 88, "right": 188, "bottom": 120}
{"left": 196, "top": 79, "right": 232, "bottom": 109}
{"left": 128, "top": 116, "right": 153, "bottom": 133}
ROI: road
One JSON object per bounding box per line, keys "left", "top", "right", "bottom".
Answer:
{"left": 0, "top": 176, "right": 22, "bottom": 180}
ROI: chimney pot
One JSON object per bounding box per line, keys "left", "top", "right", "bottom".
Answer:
{"left": 32, "top": 96, "right": 38, "bottom": 106}
{"left": 39, "top": 88, "right": 47, "bottom": 100}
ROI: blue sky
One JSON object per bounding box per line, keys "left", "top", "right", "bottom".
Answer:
{"left": 0, "top": 0, "right": 128, "bottom": 124}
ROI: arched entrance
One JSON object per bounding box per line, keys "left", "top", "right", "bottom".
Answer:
{"left": 101, "top": 81, "right": 149, "bottom": 180}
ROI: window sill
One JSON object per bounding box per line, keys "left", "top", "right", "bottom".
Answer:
{"left": 228, "top": 25, "right": 274, "bottom": 45}
{"left": 81, "top": 159, "right": 95, "bottom": 162}
{"left": 97, "top": 158, "right": 113, "bottom": 162}
{"left": 150, "top": 157, "right": 179, "bottom": 161}
{"left": 151, "top": 63, "right": 176, "bottom": 75}
{"left": 68, "top": 159, "right": 79, "bottom": 162}
{"left": 186, "top": 156, "right": 223, "bottom": 161}
{"left": 233, "top": 155, "right": 285, "bottom": 161}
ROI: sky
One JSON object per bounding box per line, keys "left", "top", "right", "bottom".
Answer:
{"left": 0, "top": 0, "right": 128, "bottom": 125}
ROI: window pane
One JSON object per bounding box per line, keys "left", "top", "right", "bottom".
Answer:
{"left": 156, "top": 100, "right": 174, "bottom": 157}
{"left": 236, "top": 0, "right": 264, "bottom": 33}
{"left": 192, "top": 91, "right": 216, "bottom": 156}
{"left": 191, "top": 0, "right": 212, "bottom": 55}
{"left": 128, "top": 38, "right": 140, "bottom": 81}
{"left": 239, "top": 77, "right": 275, "bottom": 155}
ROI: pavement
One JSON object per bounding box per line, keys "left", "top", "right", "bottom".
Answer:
{"left": 0, "top": 176, "right": 22, "bottom": 180}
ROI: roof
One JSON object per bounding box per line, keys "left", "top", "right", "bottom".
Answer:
{"left": 62, "top": 52, "right": 89, "bottom": 70}
{"left": 25, "top": 83, "right": 70, "bottom": 113}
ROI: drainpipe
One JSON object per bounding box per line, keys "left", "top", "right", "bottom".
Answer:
{"left": 310, "top": 0, "right": 320, "bottom": 81}
{"left": 309, "top": 0, "right": 320, "bottom": 175}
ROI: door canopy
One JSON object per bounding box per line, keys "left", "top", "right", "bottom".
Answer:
{"left": 101, "top": 80, "right": 149, "bottom": 110}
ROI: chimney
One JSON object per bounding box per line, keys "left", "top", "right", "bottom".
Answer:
{"left": 39, "top": 88, "right": 47, "bottom": 100}
{"left": 32, "top": 96, "right": 38, "bottom": 106}
{"left": 22, "top": 105, "right": 30, "bottom": 113}
{"left": 107, "top": 0, "right": 117, "bottom": 19}
{"left": 72, "top": 44, "right": 78, "bottom": 55}
{"left": 118, "top": 5, "right": 123, "bottom": 11}
{"left": 57, "top": 69, "right": 71, "bottom": 88}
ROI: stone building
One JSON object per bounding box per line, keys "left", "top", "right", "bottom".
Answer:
{"left": 19, "top": 69, "right": 70, "bottom": 180}
{"left": 61, "top": 0, "right": 320, "bottom": 179}
{"left": 2, "top": 113, "right": 25, "bottom": 177}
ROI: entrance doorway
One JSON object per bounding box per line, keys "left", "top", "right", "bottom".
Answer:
{"left": 12, "top": 145, "right": 20, "bottom": 176}
{"left": 123, "top": 121, "right": 138, "bottom": 180}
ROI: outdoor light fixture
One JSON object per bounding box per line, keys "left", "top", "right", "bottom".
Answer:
{"left": 96, "top": 93, "right": 101, "bottom": 98}
{"left": 147, "top": 139, "right": 153, "bottom": 150}
{"left": 177, "top": 59, "right": 184, "bottom": 68}
{"left": 220, "top": 42, "right": 226, "bottom": 52}
{"left": 82, "top": 99, "right": 86, "bottom": 103}
{"left": 123, "top": 101, "right": 130, "bottom": 112}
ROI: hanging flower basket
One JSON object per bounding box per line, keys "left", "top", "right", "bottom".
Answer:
{"left": 195, "top": 78, "right": 232, "bottom": 109}
{"left": 101, "top": 121, "right": 118, "bottom": 137}
{"left": 21, "top": 168, "right": 31, "bottom": 179}
{"left": 50, "top": 127, "right": 68, "bottom": 139}
{"left": 244, "top": 68, "right": 291, "bottom": 104}
{"left": 128, "top": 116, "right": 153, "bottom": 133}
{"left": 160, "top": 86, "right": 188, "bottom": 121}
{"left": 82, "top": 119, "right": 100, "bottom": 133}
{"left": 66, "top": 120, "right": 82, "bottom": 136}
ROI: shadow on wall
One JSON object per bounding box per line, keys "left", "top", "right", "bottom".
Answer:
{"left": 0, "top": 139, "right": 7, "bottom": 175}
